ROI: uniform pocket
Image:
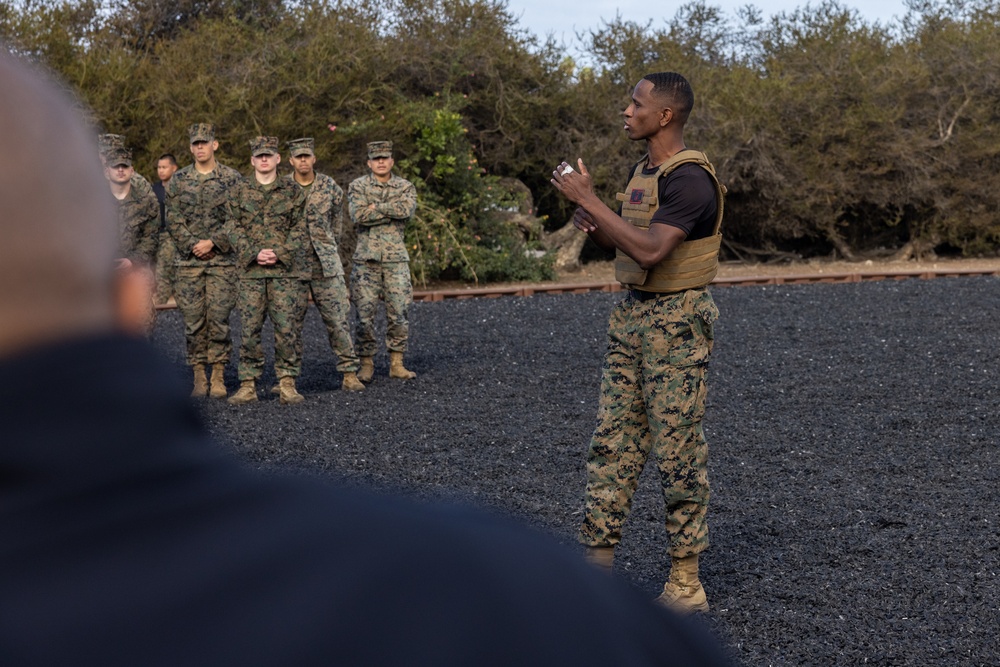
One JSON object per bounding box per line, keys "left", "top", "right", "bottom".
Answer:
{"left": 665, "top": 289, "right": 717, "bottom": 367}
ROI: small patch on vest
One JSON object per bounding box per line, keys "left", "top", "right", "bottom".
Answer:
{"left": 629, "top": 188, "right": 645, "bottom": 204}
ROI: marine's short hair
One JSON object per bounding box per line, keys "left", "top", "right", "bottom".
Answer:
{"left": 158, "top": 153, "right": 178, "bottom": 166}
{"left": 642, "top": 72, "right": 694, "bottom": 124}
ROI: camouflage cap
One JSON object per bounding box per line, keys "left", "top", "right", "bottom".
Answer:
{"left": 287, "top": 137, "right": 315, "bottom": 157}
{"left": 97, "top": 133, "right": 126, "bottom": 153}
{"left": 250, "top": 136, "right": 280, "bottom": 157}
{"left": 188, "top": 123, "right": 215, "bottom": 143}
{"left": 367, "top": 141, "right": 393, "bottom": 159}
{"left": 104, "top": 146, "right": 132, "bottom": 168}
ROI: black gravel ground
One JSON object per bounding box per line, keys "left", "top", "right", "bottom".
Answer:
{"left": 151, "top": 276, "right": 1000, "bottom": 666}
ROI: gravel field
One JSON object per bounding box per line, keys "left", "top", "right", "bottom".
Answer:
{"left": 151, "top": 276, "right": 1000, "bottom": 666}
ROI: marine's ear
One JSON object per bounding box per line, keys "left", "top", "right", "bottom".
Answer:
{"left": 659, "top": 107, "right": 674, "bottom": 127}
{"left": 113, "top": 260, "right": 155, "bottom": 337}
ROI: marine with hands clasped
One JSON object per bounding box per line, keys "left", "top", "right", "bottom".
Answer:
{"left": 103, "top": 145, "right": 159, "bottom": 267}
{"left": 227, "top": 136, "right": 311, "bottom": 406}
{"left": 285, "top": 138, "right": 365, "bottom": 393}
{"left": 551, "top": 72, "right": 725, "bottom": 614}
{"left": 103, "top": 144, "right": 160, "bottom": 336}
{"left": 166, "top": 123, "right": 246, "bottom": 399}
{"left": 348, "top": 141, "right": 418, "bottom": 381}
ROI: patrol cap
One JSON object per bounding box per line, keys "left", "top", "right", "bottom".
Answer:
{"left": 97, "top": 134, "right": 126, "bottom": 164}
{"left": 188, "top": 123, "right": 215, "bottom": 143}
{"left": 367, "top": 141, "right": 393, "bottom": 159}
{"left": 97, "top": 133, "right": 126, "bottom": 153}
{"left": 287, "top": 137, "right": 315, "bottom": 157}
{"left": 105, "top": 146, "right": 132, "bottom": 168}
{"left": 250, "top": 136, "right": 280, "bottom": 157}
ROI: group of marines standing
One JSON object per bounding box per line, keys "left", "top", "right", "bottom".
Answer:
{"left": 100, "top": 70, "right": 720, "bottom": 616}
{"left": 100, "top": 125, "right": 418, "bottom": 405}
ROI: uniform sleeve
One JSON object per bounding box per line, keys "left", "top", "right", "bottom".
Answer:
{"left": 226, "top": 183, "right": 255, "bottom": 269}
{"left": 273, "top": 186, "right": 306, "bottom": 269}
{"left": 166, "top": 175, "right": 199, "bottom": 257}
{"left": 330, "top": 181, "right": 345, "bottom": 241}
{"left": 135, "top": 192, "right": 161, "bottom": 264}
{"left": 349, "top": 179, "right": 387, "bottom": 226}
{"left": 304, "top": 181, "right": 331, "bottom": 237}
{"left": 379, "top": 180, "right": 417, "bottom": 220}
{"left": 210, "top": 168, "right": 242, "bottom": 254}
{"left": 210, "top": 224, "right": 232, "bottom": 254}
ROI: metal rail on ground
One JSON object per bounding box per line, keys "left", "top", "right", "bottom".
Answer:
{"left": 411, "top": 267, "right": 1000, "bottom": 302}
{"left": 153, "top": 268, "right": 1000, "bottom": 309}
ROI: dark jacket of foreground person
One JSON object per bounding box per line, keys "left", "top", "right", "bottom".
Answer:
{"left": 0, "top": 336, "right": 731, "bottom": 667}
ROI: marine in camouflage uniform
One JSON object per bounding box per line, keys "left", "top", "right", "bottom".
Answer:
{"left": 104, "top": 145, "right": 159, "bottom": 336}
{"left": 166, "top": 123, "right": 245, "bottom": 399}
{"left": 153, "top": 154, "right": 180, "bottom": 305}
{"left": 226, "top": 136, "right": 310, "bottom": 406}
{"left": 348, "top": 141, "right": 418, "bottom": 381}
{"left": 98, "top": 134, "right": 156, "bottom": 203}
{"left": 104, "top": 147, "right": 159, "bottom": 265}
{"left": 551, "top": 72, "right": 723, "bottom": 614}
{"left": 286, "top": 138, "right": 364, "bottom": 393}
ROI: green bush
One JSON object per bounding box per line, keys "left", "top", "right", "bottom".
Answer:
{"left": 6, "top": 0, "right": 1000, "bottom": 267}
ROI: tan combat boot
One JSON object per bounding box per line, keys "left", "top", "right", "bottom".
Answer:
{"left": 389, "top": 351, "right": 416, "bottom": 379}
{"left": 357, "top": 356, "right": 374, "bottom": 382}
{"left": 342, "top": 372, "right": 365, "bottom": 392}
{"left": 278, "top": 376, "right": 305, "bottom": 405}
{"left": 209, "top": 363, "right": 227, "bottom": 399}
{"left": 655, "top": 554, "right": 709, "bottom": 614}
{"left": 584, "top": 546, "right": 615, "bottom": 572}
{"left": 227, "top": 379, "right": 258, "bottom": 405}
{"left": 191, "top": 364, "right": 208, "bottom": 398}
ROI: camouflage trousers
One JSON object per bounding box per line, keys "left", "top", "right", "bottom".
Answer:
{"left": 579, "top": 287, "right": 719, "bottom": 559}
{"left": 309, "top": 275, "right": 360, "bottom": 373}
{"left": 174, "top": 265, "right": 238, "bottom": 367}
{"left": 351, "top": 260, "right": 412, "bottom": 356}
{"left": 237, "top": 277, "right": 308, "bottom": 381}
{"left": 154, "top": 229, "right": 177, "bottom": 305}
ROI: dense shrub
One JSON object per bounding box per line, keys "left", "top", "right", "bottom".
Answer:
{"left": 5, "top": 0, "right": 1000, "bottom": 273}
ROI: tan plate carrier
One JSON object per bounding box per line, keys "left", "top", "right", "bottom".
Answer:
{"left": 614, "top": 149, "right": 726, "bottom": 293}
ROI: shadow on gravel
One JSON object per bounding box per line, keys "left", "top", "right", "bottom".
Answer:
{"left": 151, "top": 276, "right": 1000, "bottom": 666}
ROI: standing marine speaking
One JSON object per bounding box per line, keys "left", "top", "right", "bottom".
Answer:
{"left": 551, "top": 71, "right": 725, "bottom": 614}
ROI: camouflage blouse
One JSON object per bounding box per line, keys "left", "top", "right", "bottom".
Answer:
{"left": 348, "top": 173, "right": 417, "bottom": 263}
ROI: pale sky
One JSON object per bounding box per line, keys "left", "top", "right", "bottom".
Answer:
{"left": 505, "top": 0, "right": 910, "bottom": 47}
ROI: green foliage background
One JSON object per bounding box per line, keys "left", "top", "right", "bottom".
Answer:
{"left": 4, "top": 0, "right": 1000, "bottom": 279}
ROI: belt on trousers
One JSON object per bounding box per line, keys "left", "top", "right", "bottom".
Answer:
{"left": 627, "top": 289, "right": 669, "bottom": 302}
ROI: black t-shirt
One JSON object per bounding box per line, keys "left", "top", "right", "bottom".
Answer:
{"left": 625, "top": 161, "right": 718, "bottom": 241}
{"left": 152, "top": 180, "right": 167, "bottom": 229}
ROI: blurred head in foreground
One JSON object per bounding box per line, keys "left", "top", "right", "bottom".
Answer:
{"left": 0, "top": 50, "right": 151, "bottom": 357}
